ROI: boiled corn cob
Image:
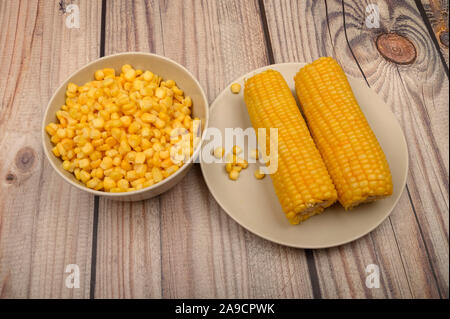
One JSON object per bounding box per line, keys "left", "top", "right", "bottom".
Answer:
{"left": 294, "top": 57, "right": 393, "bottom": 209}
{"left": 244, "top": 69, "right": 337, "bottom": 224}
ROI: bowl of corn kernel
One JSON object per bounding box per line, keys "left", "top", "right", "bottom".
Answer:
{"left": 42, "top": 52, "right": 209, "bottom": 201}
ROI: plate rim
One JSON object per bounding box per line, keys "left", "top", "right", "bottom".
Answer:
{"left": 200, "top": 62, "right": 409, "bottom": 249}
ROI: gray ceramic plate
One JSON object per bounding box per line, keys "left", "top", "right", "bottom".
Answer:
{"left": 200, "top": 63, "right": 408, "bottom": 249}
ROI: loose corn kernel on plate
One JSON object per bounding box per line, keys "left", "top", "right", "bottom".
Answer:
{"left": 200, "top": 63, "right": 408, "bottom": 249}
{"left": 42, "top": 52, "right": 208, "bottom": 201}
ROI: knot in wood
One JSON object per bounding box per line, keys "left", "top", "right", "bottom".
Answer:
{"left": 15, "top": 147, "right": 36, "bottom": 172}
{"left": 439, "top": 30, "right": 448, "bottom": 48}
{"left": 5, "top": 173, "right": 16, "bottom": 184}
{"left": 376, "top": 33, "right": 417, "bottom": 65}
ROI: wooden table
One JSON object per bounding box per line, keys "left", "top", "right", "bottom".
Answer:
{"left": 0, "top": 0, "right": 448, "bottom": 299}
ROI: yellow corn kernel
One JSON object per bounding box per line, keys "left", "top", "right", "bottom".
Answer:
{"left": 94, "top": 70, "right": 105, "bottom": 81}
{"left": 119, "top": 140, "right": 131, "bottom": 154}
{"left": 126, "top": 170, "right": 138, "bottom": 181}
{"left": 52, "top": 146, "right": 60, "bottom": 157}
{"left": 230, "top": 83, "right": 241, "bottom": 94}
{"left": 128, "top": 121, "right": 141, "bottom": 134}
{"left": 74, "top": 168, "right": 81, "bottom": 180}
{"left": 103, "top": 177, "right": 116, "bottom": 190}
{"left": 121, "top": 64, "right": 132, "bottom": 73}
{"left": 94, "top": 167, "right": 104, "bottom": 179}
{"left": 61, "top": 138, "right": 74, "bottom": 150}
{"left": 161, "top": 158, "right": 172, "bottom": 169}
{"left": 102, "top": 78, "right": 114, "bottom": 87}
{"left": 110, "top": 170, "right": 123, "bottom": 181}
{"left": 86, "top": 177, "right": 100, "bottom": 189}
{"left": 79, "top": 158, "right": 90, "bottom": 169}
{"left": 124, "top": 69, "right": 136, "bottom": 82}
{"left": 117, "top": 179, "right": 129, "bottom": 190}
{"left": 112, "top": 156, "right": 122, "bottom": 166}
{"left": 51, "top": 135, "right": 61, "bottom": 144}
{"left": 135, "top": 152, "right": 146, "bottom": 164}
{"left": 135, "top": 164, "right": 147, "bottom": 176}
{"left": 237, "top": 158, "right": 248, "bottom": 169}
{"left": 143, "top": 148, "right": 154, "bottom": 159}
{"left": 155, "top": 87, "right": 166, "bottom": 99}
{"left": 213, "top": 147, "right": 225, "bottom": 159}
{"left": 103, "top": 68, "right": 115, "bottom": 77}
{"left": 131, "top": 178, "right": 146, "bottom": 188}
{"left": 154, "top": 118, "right": 166, "bottom": 129}
{"left": 254, "top": 169, "right": 265, "bottom": 180}
{"left": 152, "top": 167, "right": 163, "bottom": 183}
{"left": 166, "top": 165, "right": 179, "bottom": 176}
{"left": 250, "top": 149, "right": 259, "bottom": 160}
{"left": 225, "top": 153, "right": 237, "bottom": 164}
{"left": 233, "top": 165, "right": 242, "bottom": 172}
{"left": 90, "top": 157, "right": 101, "bottom": 168}
{"left": 62, "top": 160, "right": 73, "bottom": 172}
{"left": 121, "top": 160, "right": 133, "bottom": 171}
{"left": 225, "top": 163, "right": 233, "bottom": 173}
{"left": 232, "top": 145, "right": 242, "bottom": 155}
{"left": 183, "top": 96, "right": 192, "bottom": 107}
{"left": 45, "top": 123, "right": 59, "bottom": 136}
{"left": 228, "top": 169, "right": 240, "bottom": 180}
{"left": 67, "top": 82, "right": 78, "bottom": 93}
{"left": 90, "top": 117, "right": 103, "bottom": 129}
{"left": 100, "top": 156, "right": 113, "bottom": 170}
{"left": 159, "top": 150, "right": 169, "bottom": 159}
{"left": 128, "top": 135, "right": 141, "bottom": 149}
{"left": 141, "top": 138, "right": 152, "bottom": 150}
{"left": 81, "top": 142, "right": 94, "bottom": 155}
{"left": 80, "top": 170, "right": 91, "bottom": 183}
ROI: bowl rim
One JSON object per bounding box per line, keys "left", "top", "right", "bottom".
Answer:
{"left": 41, "top": 51, "right": 209, "bottom": 197}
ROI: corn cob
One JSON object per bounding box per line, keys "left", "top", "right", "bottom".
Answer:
{"left": 294, "top": 57, "right": 393, "bottom": 209}
{"left": 244, "top": 69, "right": 337, "bottom": 224}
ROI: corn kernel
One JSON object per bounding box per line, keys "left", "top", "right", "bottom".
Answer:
{"left": 250, "top": 149, "right": 259, "bottom": 160}
{"left": 135, "top": 152, "right": 146, "bottom": 164}
{"left": 124, "top": 69, "right": 136, "bottom": 82}
{"left": 117, "top": 179, "right": 129, "bottom": 190}
{"left": 237, "top": 158, "right": 248, "bottom": 169}
{"left": 225, "top": 163, "right": 233, "bottom": 173}
{"left": 232, "top": 145, "right": 242, "bottom": 154}
{"left": 229, "top": 170, "right": 240, "bottom": 180}
{"left": 213, "top": 147, "right": 225, "bottom": 159}
{"left": 100, "top": 156, "right": 113, "bottom": 170}
{"left": 230, "top": 83, "right": 241, "bottom": 94}
{"left": 80, "top": 170, "right": 91, "bottom": 183}
{"left": 95, "top": 70, "right": 105, "bottom": 81}
{"left": 254, "top": 169, "right": 265, "bottom": 180}
{"left": 79, "top": 158, "right": 90, "bottom": 169}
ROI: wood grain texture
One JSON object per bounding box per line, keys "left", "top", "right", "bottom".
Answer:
{"left": 95, "top": 0, "right": 315, "bottom": 299}
{"left": 0, "top": 0, "right": 101, "bottom": 298}
{"left": 421, "top": 0, "right": 449, "bottom": 66}
{"left": 263, "top": 0, "right": 448, "bottom": 298}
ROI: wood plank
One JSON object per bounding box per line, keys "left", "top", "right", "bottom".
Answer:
{"left": 263, "top": 0, "right": 446, "bottom": 298}
{"left": 97, "top": 0, "right": 315, "bottom": 298}
{"left": 0, "top": 0, "right": 101, "bottom": 298}
{"left": 94, "top": 0, "right": 163, "bottom": 298}
{"left": 420, "top": 0, "right": 449, "bottom": 66}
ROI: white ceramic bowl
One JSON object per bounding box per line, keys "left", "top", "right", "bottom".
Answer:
{"left": 42, "top": 52, "right": 209, "bottom": 201}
